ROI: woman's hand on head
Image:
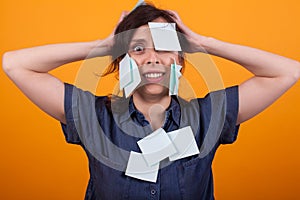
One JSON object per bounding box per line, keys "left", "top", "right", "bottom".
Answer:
{"left": 96, "top": 11, "right": 129, "bottom": 56}
{"left": 168, "top": 10, "right": 207, "bottom": 53}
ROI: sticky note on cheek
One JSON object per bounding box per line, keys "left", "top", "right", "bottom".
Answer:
{"left": 169, "top": 60, "right": 182, "bottom": 96}
{"left": 119, "top": 54, "right": 141, "bottom": 98}
{"left": 148, "top": 22, "right": 182, "bottom": 51}
{"left": 119, "top": 54, "right": 133, "bottom": 89}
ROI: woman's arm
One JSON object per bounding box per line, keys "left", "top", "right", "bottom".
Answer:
{"left": 2, "top": 12, "right": 127, "bottom": 124}
{"left": 2, "top": 40, "right": 110, "bottom": 124}
{"left": 200, "top": 38, "right": 300, "bottom": 124}
{"left": 171, "top": 11, "right": 300, "bottom": 125}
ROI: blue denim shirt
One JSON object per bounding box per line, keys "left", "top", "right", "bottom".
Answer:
{"left": 61, "top": 83, "right": 239, "bottom": 200}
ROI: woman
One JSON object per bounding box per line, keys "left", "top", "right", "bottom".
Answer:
{"left": 2, "top": 4, "right": 300, "bottom": 200}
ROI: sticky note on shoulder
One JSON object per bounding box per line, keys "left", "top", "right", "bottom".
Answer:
{"left": 148, "top": 22, "right": 182, "bottom": 51}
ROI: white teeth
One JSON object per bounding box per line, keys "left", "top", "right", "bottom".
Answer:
{"left": 145, "top": 73, "right": 163, "bottom": 78}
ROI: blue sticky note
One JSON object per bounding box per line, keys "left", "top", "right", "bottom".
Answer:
{"left": 132, "top": 0, "right": 146, "bottom": 11}
{"left": 169, "top": 60, "right": 182, "bottom": 96}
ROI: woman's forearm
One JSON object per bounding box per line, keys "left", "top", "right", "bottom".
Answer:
{"left": 199, "top": 37, "right": 300, "bottom": 80}
{"left": 2, "top": 40, "right": 109, "bottom": 74}
{"left": 194, "top": 36, "right": 300, "bottom": 124}
{"left": 2, "top": 39, "right": 111, "bottom": 123}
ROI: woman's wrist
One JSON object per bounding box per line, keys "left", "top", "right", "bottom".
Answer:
{"left": 196, "top": 36, "right": 221, "bottom": 55}
{"left": 86, "top": 39, "right": 112, "bottom": 58}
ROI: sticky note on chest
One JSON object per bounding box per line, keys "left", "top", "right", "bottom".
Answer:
{"left": 125, "top": 151, "right": 159, "bottom": 183}
{"left": 137, "top": 128, "right": 177, "bottom": 166}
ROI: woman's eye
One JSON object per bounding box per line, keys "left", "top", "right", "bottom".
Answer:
{"left": 133, "top": 45, "right": 144, "bottom": 52}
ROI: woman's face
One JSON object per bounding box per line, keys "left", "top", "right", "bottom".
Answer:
{"left": 128, "top": 17, "right": 180, "bottom": 97}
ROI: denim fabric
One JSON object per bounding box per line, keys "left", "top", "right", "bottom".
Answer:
{"left": 61, "top": 83, "right": 239, "bottom": 200}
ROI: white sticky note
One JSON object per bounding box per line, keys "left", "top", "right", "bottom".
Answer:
{"left": 174, "top": 64, "right": 182, "bottom": 94}
{"left": 119, "top": 54, "right": 133, "bottom": 90}
{"left": 167, "top": 126, "right": 200, "bottom": 161}
{"left": 169, "top": 59, "right": 182, "bottom": 96}
{"left": 119, "top": 54, "right": 141, "bottom": 98}
{"left": 123, "top": 57, "right": 141, "bottom": 97}
{"left": 148, "top": 22, "right": 182, "bottom": 51}
{"left": 137, "top": 128, "right": 177, "bottom": 166}
{"left": 125, "top": 151, "right": 159, "bottom": 183}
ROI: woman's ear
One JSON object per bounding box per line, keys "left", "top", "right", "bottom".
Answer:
{"left": 178, "top": 52, "right": 185, "bottom": 74}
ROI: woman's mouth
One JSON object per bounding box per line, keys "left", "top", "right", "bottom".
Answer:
{"left": 144, "top": 72, "right": 163, "bottom": 78}
{"left": 143, "top": 72, "right": 165, "bottom": 83}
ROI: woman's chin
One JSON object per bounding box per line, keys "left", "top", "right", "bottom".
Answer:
{"left": 138, "top": 84, "right": 168, "bottom": 96}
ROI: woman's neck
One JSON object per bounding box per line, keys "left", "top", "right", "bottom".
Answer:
{"left": 132, "top": 92, "right": 171, "bottom": 130}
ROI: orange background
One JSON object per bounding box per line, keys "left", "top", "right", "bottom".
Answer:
{"left": 1, "top": 0, "right": 300, "bottom": 199}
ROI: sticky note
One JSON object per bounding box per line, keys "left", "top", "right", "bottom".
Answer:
{"left": 169, "top": 59, "right": 182, "bottom": 96}
{"left": 137, "top": 128, "right": 177, "bottom": 166}
{"left": 119, "top": 54, "right": 141, "bottom": 98}
{"left": 125, "top": 151, "right": 159, "bottom": 183}
{"left": 119, "top": 54, "right": 133, "bottom": 90}
{"left": 125, "top": 126, "right": 199, "bottom": 183}
{"left": 167, "top": 126, "right": 200, "bottom": 161}
{"left": 132, "top": 0, "right": 146, "bottom": 11}
{"left": 148, "top": 22, "right": 182, "bottom": 51}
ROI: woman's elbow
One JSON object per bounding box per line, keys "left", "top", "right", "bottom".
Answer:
{"left": 2, "top": 51, "right": 23, "bottom": 78}
{"left": 292, "top": 61, "right": 300, "bottom": 81}
{"left": 2, "top": 51, "right": 15, "bottom": 75}
{"left": 283, "top": 60, "right": 300, "bottom": 84}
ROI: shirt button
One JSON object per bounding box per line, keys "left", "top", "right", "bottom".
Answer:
{"left": 151, "top": 189, "right": 156, "bottom": 195}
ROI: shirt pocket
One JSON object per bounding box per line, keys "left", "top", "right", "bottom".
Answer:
{"left": 90, "top": 159, "right": 132, "bottom": 200}
{"left": 176, "top": 155, "right": 215, "bottom": 200}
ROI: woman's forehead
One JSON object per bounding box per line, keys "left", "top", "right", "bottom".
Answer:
{"left": 131, "top": 25, "right": 152, "bottom": 41}
{"left": 130, "top": 17, "right": 169, "bottom": 42}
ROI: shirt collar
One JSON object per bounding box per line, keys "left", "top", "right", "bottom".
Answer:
{"left": 127, "top": 96, "right": 181, "bottom": 127}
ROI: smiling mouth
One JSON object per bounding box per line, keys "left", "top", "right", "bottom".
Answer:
{"left": 144, "top": 72, "right": 164, "bottom": 79}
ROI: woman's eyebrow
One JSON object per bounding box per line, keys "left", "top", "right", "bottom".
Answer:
{"left": 130, "top": 38, "right": 147, "bottom": 43}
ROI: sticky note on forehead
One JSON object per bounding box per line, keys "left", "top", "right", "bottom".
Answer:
{"left": 148, "top": 22, "right": 182, "bottom": 51}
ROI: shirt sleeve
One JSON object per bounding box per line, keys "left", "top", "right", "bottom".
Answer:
{"left": 219, "top": 86, "right": 240, "bottom": 144}
{"left": 198, "top": 86, "right": 240, "bottom": 146}
{"left": 60, "top": 83, "right": 97, "bottom": 145}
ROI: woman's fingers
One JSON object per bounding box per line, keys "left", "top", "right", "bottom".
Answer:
{"left": 168, "top": 10, "right": 192, "bottom": 36}
{"left": 98, "top": 11, "right": 129, "bottom": 55}
{"left": 118, "top": 11, "right": 129, "bottom": 24}
{"left": 167, "top": 10, "right": 181, "bottom": 21}
{"left": 110, "top": 11, "right": 129, "bottom": 35}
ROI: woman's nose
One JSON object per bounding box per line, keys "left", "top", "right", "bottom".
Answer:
{"left": 146, "top": 49, "right": 161, "bottom": 65}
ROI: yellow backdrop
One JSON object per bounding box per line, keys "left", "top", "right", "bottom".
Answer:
{"left": 1, "top": 0, "right": 299, "bottom": 199}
